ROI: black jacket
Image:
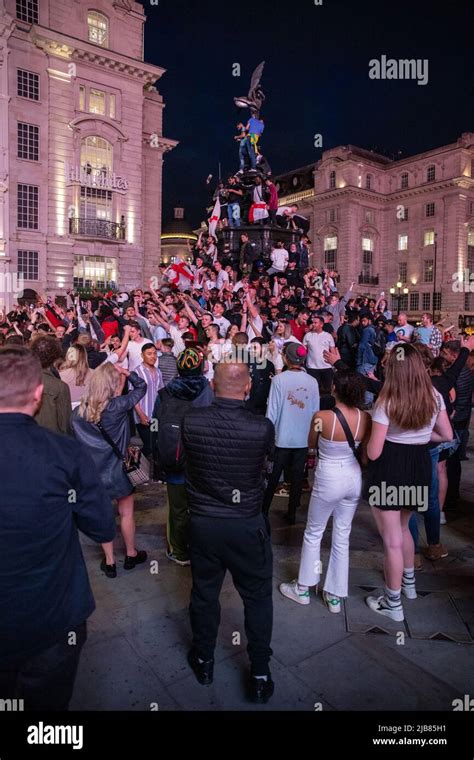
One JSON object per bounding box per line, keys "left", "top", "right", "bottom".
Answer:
{"left": 337, "top": 323, "right": 358, "bottom": 368}
{"left": 182, "top": 397, "right": 275, "bottom": 518}
{"left": 72, "top": 372, "right": 146, "bottom": 500}
{"left": 0, "top": 414, "right": 115, "bottom": 665}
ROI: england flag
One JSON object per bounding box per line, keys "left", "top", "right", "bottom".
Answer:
{"left": 208, "top": 197, "right": 221, "bottom": 238}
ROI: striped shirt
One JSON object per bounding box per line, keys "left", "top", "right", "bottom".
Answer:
{"left": 133, "top": 363, "right": 164, "bottom": 422}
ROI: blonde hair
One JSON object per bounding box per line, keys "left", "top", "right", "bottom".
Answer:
{"left": 78, "top": 362, "right": 120, "bottom": 424}
{"left": 376, "top": 343, "right": 437, "bottom": 429}
{"left": 61, "top": 344, "right": 90, "bottom": 386}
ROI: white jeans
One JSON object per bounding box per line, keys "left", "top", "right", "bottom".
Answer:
{"left": 298, "top": 459, "right": 361, "bottom": 597}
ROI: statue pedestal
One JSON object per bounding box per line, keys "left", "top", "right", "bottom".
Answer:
{"left": 218, "top": 224, "right": 301, "bottom": 260}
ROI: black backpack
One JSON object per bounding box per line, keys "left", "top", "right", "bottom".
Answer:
{"left": 372, "top": 329, "right": 386, "bottom": 358}
{"left": 154, "top": 392, "right": 193, "bottom": 474}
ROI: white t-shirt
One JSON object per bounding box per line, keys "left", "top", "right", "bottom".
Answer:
{"left": 216, "top": 270, "right": 229, "bottom": 290}
{"left": 394, "top": 323, "right": 414, "bottom": 341}
{"left": 127, "top": 339, "right": 149, "bottom": 372}
{"left": 212, "top": 315, "right": 231, "bottom": 338}
{"left": 270, "top": 248, "right": 289, "bottom": 272}
{"left": 276, "top": 207, "right": 293, "bottom": 218}
{"left": 303, "top": 331, "right": 335, "bottom": 369}
{"left": 372, "top": 390, "right": 445, "bottom": 444}
{"left": 247, "top": 313, "right": 263, "bottom": 341}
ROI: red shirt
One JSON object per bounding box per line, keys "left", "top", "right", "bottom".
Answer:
{"left": 289, "top": 320, "right": 308, "bottom": 342}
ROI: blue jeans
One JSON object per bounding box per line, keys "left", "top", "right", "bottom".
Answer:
{"left": 239, "top": 139, "right": 254, "bottom": 171}
{"left": 357, "top": 362, "right": 377, "bottom": 407}
{"left": 228, "top": 202, "right": 241, "bottom": 228}
{"left": 409, "top": 448, "right": 440, "bottom": 551}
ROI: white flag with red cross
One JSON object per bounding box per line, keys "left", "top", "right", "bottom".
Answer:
{"left": 208, "top": 197, "right": 221, "bottom": 238}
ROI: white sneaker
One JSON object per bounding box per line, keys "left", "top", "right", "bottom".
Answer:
{"left": 166, "top": 552, "right": 190, "bottom": 567}
{"left": 440, "top": 512, "right": 447, "bottom": 525}
{"left": 366, "top": 594, "right": 404, "bottom": 622}
{"left": 401, "top": 581, "right": 417, "bottom": 600}
{"left": 279, "top": 580, "right": 310, "bottom": 606}
{"left": 323, "top": 591, "right": 342, "bottom": 613}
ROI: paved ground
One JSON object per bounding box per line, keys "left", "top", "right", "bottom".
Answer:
{"left": 71, "top": 446, "right": 474, "bottom": 712}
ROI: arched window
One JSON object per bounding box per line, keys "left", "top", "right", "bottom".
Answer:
{"left": 329, "top": 170, "right": 336, "bottom": 189}
{"left": 366, "top": 174, "right": 373, "bottom": 190}
{"left": 80, "top": 137, "right": 113, "bottom": 222}
{"left": 324, "top": 234, "right": 337, "bottom": 268}
{"left": 88, "top": 11, "right": 109, "bottom": 47}
{"left": 361, "top": 235, "right": 374, "bottom": 281}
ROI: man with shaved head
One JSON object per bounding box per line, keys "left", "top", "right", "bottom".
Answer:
{"left": 182, "top": 361, "right": 275, "bottom": 703}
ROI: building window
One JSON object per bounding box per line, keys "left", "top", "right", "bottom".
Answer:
{"left": 17, "top": 69, "right": 39, "bottom": 100}
{"left": 329, "top": 170, "right": 336, "bottom": 189}
{"left": 17, "top": 249, "right": 39, "bottom": 280}
{"left": 425, "top": 202, "right": 436, "bottom": 217}
{"left": 88, "top": 11, "right": 109, "bottom": 47}
{"left": 433, "top": 291, "right": 442, "bottom": 311}
{"left": 398, "top": 234, "right": 408, "bottom": 251}
{"left": 80, "top": 187, "right": 112, "bottom": 221}
{"left": 79, "top": 85, "right": 86, "bottom": 111}
{"left": 17, "top": 122, "right": 39, "bottom": 161}
{"left": 109, "top": 93, "right": 116, "bottom": 119}
{"left": 424, "top": 229, "right": 435, "bottom": 246}
{"left": 409, "top": 292, "right": 419, "bottom": 312}
{"left": 399, "top": 294, "right": 409, "bottom": 311}
{"left": 422, "top": 292, "right": 431, "bottom": 311}
{"left": 366, "top": 174, "right": 373, "bottom": 190}
{"left": 364, "top": 210, "right": 374, "bottom": 224}
{"left": 16, "top": 0, "right": 38, "bottom": 24}
{"left": 399, "top": 262, "right": 407, "bottom": 282}
{"left": 327, "top": 208, "right": 337, "bottom": 223}
{"left": 426, "top": 165, "right": 436, "bottom": 183}
{"left": 73, "top": 255, "right": 116, "bottom": 290}
{"left": 17, "top": 184, "right": 39, "bottom": 229}
{"left": 401, "top": 172, "right": 409, "bottom": 189}
{"left": 324, "top": 235, "right": 337, "bottom": 267}
{"left": 423, "top": 259, "right": 434, "bottom": 283}
{"left": 89, "top": 89, "right": 106, "bottom": 115}
{"left": 468, "top": 231, "right": 474, "bottom": 272}
{"left": 81, "top": 135, "right": 113, "bottom": 176}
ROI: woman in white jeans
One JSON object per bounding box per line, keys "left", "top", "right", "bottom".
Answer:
{"left": 280, "top": 370, "right": 371, "bottom": 612}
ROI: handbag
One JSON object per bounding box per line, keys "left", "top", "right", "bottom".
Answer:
{"left": 332, "top": 407, "right": 366, "bottom": 470}
{"left": 97, "top": 422, "right": 150, "bottom": 487}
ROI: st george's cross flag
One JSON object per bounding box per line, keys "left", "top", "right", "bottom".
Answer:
{"left": 208, "top": 197, "right": 221, "bottom": 238}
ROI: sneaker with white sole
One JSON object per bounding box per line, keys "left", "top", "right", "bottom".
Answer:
{"left": 166, "top": 552, "right": 190, "bottom": 567}
{"left": 440, "top": 512, "right": 447, "bottom": 525}
{"left": 279, "top": 580, "right": 310, "bottom": 605}
{"left": 323, "top": 591, "right": 342, "bottom": 613}
{"left": 401, "top": 581, "right": 417, "bottom": 600}
{"left": 366, "top": 594, "right": 404, "bottom": 622}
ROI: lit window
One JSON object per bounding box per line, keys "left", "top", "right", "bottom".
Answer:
{"left": 17, "top": 69, "right": 39, "bottom": 100}
{"left": 426, "top": 165, "right": 436, "bottom": 183}
{"left": 88, "top": 11, "right": 109, "bottom": 47}
{"left": 109, "top": 93, "right": 116, "bottom": 120}
{"left": 362, "top": 236, "right": 373, "bottom": 251}
{"left": 424, "top": 230, "right": 435, "bottom": 246}
{"left": 16, "top": 0, "right": 38, "bottom": 24}
{"left": 81, "top": 135, "right": 113, "bottom": 175}
{"left": 18, "top": 122, "right": 39, "bottom": 161}
{"left": 74, "top": 255, "right": 117, "bottom": 290}
{"left": 401, "top": 173, "right": 409, "bottom": 189}
{"left": 89, "top": 89, "right": 105, "bottom": 115}
{"left": 17, "top": 250, "right": 39, "bottom": 280}
{"left": 425, "top": 202, "right": 435, "bottom": 217}
{"left": 79, "top": 85, "right": 86, "bottom": 111}
{"left": 324, "top": 235, "right": 337, "bottom": 250}
{"left": 398, "top": 234, "right": 408, "bottom": 251}
{"left": 467, "top": 231, "right": 474, "bottom": 247}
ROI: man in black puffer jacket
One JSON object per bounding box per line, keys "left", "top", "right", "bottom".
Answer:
{"left": 182, "top": 362, "right": 275, "bottom": 704}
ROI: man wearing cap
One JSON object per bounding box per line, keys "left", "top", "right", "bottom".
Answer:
{"left": 153, "top": 348, "right": 214, "bottom": 566}
{"left": 263, "top": 342, "right": 320, "bottom": 524}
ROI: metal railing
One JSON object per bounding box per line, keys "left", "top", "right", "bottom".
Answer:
{"left": 69, "top": 217, "right": 125, "bottom": 241}
{"left": 358, "top": 273, "right": 379, "bottom": 285}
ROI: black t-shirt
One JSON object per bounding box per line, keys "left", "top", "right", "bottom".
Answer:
{"left": 226, "top": 183, "right": 244, "bottom": 204}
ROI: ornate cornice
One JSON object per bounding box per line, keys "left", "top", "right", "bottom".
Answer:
{"left": 69, "top": 115, "right": 129, "bottom": 142}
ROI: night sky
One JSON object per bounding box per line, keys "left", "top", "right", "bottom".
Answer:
{"left": 142, "top": 0, "right": 473, "bottom": 228}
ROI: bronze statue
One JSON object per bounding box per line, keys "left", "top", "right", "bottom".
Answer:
{"left": 234, "top": 61, "right": 266, "bottom": 118}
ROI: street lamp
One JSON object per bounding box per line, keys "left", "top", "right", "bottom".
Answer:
{"left": 390, "top": 281, "right": 409, "bottom": 317}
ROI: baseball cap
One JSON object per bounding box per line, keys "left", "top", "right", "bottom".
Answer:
{"left": 283, "top": 342, "right": 307, "bottom": 366}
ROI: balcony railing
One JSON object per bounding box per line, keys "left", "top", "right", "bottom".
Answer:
{"left": 69, "top": 217, "right": 126, "bottom": 241}
{"left": 358, "top": 273, "right": 379, "bottom": 285}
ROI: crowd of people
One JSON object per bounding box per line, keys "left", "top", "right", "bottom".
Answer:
{"left": 1, "top": 242, "right": 472, "bottom": 708}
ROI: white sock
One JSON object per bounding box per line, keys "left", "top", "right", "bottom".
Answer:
{"left": 385, "top": 586, "right": 402, "bottom": 606}
{"left": 403, "top": 568, "right": 415, "bottom": 581}
{"left": 297, "top": 583, "right": 309, "bottom": 592}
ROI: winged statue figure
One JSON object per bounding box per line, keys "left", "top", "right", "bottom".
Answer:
{"left": 234, "top": 61, "right": 266, "bottom": 117}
